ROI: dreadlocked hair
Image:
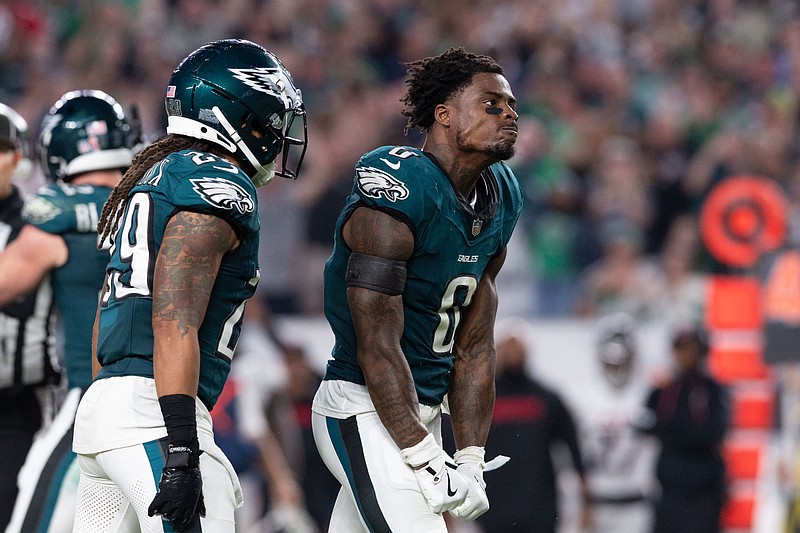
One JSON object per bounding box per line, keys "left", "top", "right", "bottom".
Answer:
{"left": 400, "top": 47, "right": 505, "bottom": 135}
{"left": 98, "top": 135, "right": 228, "bottom": 246}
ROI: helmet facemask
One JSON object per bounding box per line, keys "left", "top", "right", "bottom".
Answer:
{"left": 275, "top": 104, "right": 307, "bottom": 181}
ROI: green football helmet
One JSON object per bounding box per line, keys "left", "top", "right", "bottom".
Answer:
{"left": 165, "top": 38, "right": 307, "bottom": 187}
{"left": 37, "top": 90, "right": 135, "bottom": 182}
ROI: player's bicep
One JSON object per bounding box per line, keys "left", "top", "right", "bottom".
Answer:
{"left": 342, "top": 206, "right": 413, "bottom": 260}
{"left": 342, "top": 207, "right": 412, "bottom": 365}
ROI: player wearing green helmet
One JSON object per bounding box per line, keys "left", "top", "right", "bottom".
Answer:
{"left": 37, "top": 90, "right": 136, "bottom": 183}
{"left": 72, "top": 39, "right": 308, "bottom": 533}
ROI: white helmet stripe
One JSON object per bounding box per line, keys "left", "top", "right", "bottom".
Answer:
{"left": 166, "top": 116, "right": 238, "bottom": 154}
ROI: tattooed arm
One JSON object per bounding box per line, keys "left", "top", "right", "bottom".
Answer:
{"left": 152, "top": 211, "right": 239, "bottom": 397}
{"left": 448, "top": 248, "right": 506, "bottom": 449}
{"left": 343, "top": 206, "right": 428, "bottom": 449}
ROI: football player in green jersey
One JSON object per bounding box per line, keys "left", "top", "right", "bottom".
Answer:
{"left": 312, "top": 47, "right": 522, "bottom": 532}
{"left": 0, "top": 91, "right": 137, "bottom": 533}
{"left": 72, "top": 39, "right": 307, "bottom": 533}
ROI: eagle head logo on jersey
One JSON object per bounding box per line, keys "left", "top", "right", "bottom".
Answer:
{"left": 191, "top": 177, "right": 255, "bottom": 214}
{"left": 22, "top": 196, "right": 63, "bottom": 225}
{"left": 355, "top": 166, "right": 410, "bottom": 202}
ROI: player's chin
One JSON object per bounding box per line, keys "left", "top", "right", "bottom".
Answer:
{"left": 488, "top": 141, "right": 516, "bottom": 161}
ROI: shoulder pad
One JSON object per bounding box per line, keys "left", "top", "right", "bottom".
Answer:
{"left": 22, "top": 194, "right": 64, "bottom": 228}
{"left": 353, "top": 146, "right": 435, "bottom": 225}
{"left": 138, "top": 149, "right": 259, "bottom": 234}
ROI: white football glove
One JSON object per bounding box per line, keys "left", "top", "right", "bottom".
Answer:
{"left": 449, "top": 446, "right": 490, "bottom": 521}
{"left": 400, "top": 433, "right": 469, "bottom": 514}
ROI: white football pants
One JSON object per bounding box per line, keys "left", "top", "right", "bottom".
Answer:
{"left": 312, "top": 409, "right": 448, "bottom": 533}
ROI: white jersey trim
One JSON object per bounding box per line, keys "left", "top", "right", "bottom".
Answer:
{"left": 313, "top": 379, "right": 441, "bottom": 425}
{"left": 72, "top": 376, "right": 213, "bottom": 453}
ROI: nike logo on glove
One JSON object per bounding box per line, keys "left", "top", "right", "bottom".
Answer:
{"left": 446, "top": 472, "right": 457, "bottom": 497}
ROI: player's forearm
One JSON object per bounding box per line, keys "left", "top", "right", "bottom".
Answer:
{"left": 363, "top": 351, "right": 429, "bottom": 449}
{"left": 449, "top": 351, "right": 495, "bottom": 447}
{"left": 0, "top": 226, "right": 66, "bottom": 306}
{"left": 449, "top": 259, "right": 501, "bottom": 448}
{"left": 350, "top": 288, "right": 428, "bottom": 449}
{"left": 151, "top": 276, "right": 205, "bottom": 397}
{"left": 91, "top": 277, "right": 107, "bottom": 378}
{"left": 153, "top": 323, "right": 201, "bottom": 396}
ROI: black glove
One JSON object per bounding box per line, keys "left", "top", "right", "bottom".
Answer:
{"left": 148, "top": 445, "right": 206, "bottom": 532}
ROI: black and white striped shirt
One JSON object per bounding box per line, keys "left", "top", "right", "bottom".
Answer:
{"left": 0, "top": 186, "right": 59, "bottom": 390}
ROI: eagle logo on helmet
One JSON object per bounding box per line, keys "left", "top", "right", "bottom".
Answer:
{"left": 356, "top": 166, "right": 410, "bottom": 202}
{"left": 191, "top": 177, "right": 255, "bottom": 214}
{"left": 229, "top": 67, "right": 299, "bottom": 111}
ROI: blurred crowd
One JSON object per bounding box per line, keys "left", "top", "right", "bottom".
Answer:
{"left": 4, "top": 1, "right": 800, "bottom": 531}
{"left": 3, "top": 0, "right": 800, "bottom": 321}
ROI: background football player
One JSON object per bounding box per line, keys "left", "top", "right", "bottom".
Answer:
{"left": 576, "top": 313, "right": 659, "bottom": 533}
{"left": 0, "top": 90, "right": 137, "bottom": 533}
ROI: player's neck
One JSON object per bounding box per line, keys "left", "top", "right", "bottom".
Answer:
{"left": 423, "top": 142, "right": 489, "bottom": 198}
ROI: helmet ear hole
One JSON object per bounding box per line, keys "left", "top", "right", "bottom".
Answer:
{"left": 247, "top": 115, "right": 269, "bottom": 140}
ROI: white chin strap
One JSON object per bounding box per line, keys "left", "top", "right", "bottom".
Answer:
{"left": 166, "top": 116, "right": 237, "bottom": 153}
{"left": 212, "top": 106, "right": 275, "bottom": 187}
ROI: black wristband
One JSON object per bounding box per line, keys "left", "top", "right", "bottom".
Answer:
{"left": 158, "top": 394, "right": 199, "bottom": 460}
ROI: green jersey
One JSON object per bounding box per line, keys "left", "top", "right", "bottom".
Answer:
{"left": 95, "top": 150, "right": 260, "bottom": 410}
{"left": 323, "top": 146, "right": 523, "bottom": 406}
{"left": 23, "top": 182, "right": 113, "bottom": 390}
